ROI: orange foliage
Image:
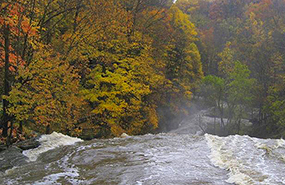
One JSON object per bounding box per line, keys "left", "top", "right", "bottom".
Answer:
{"left": 0, "top": 1, "right": 38, "bottom": 71}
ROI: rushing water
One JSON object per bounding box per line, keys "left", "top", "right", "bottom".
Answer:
{"left": 0, "top": 133, "right": 284, "bottom": 185}
{"left": 0, "top": 112, "right": 285, "bottom": 185}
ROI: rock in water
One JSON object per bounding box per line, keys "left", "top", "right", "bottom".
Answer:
{"left": 0, "top": 144, "right": 7, "bottom": 152}
{"left": 16, "top": 137, "right": 41, "bottom": 150}
{"left": 120, "top": 133, "right": 129, "bottom": 138}
{"left": 0, "top": 146, "right": 28, "bottom": 172}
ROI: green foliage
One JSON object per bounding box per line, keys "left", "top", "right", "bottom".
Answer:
{"left": 265, "top": 78, "right": 285, "bottom": 137}
{"left": 177, "top": 0, "right": 285, "bottom": 137}
{"left": 228, "top": 61, "right": 256, "bottom": 105}
{"left": 201, "top": 75, "right": 225, "bottom": 106}
{"left": 200, "top": 62, "right": 255, "bottom": 134}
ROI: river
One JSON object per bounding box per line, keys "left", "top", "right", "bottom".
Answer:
{"left": 0, "top": 111, "right": 284, "bottom": 185}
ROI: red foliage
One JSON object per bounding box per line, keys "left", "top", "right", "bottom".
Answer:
{"left": 0, "top": 2, "right": 37, "bottom": 71}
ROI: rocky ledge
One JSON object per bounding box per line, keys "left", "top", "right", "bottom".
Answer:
{"left": 15, "top": 137, "right": 41, "bottom": 150}
{"left": 0, "top": 136, "right": 41, "bottom": 172}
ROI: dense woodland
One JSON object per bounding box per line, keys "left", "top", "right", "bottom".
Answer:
{"left": 177, "top": 0, "right": 285, "bottom": 138}
{"left": 0, "top": 0, "right": 285, "bottom": 145}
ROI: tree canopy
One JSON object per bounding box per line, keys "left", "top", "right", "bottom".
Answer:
{"left": 0, "top": 0, "right": 203, "bottom": 141}
{"left": 1, "top": 0, "right": 285, "bottom": 141}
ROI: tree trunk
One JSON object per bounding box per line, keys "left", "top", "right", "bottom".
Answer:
{"left": 214, "top": 107, "right": 216, "bottom": 134}
{"left": 6, "top": 120, "right": 13, "bottom": 147}
{"left": 1, "top": 25, "right": 11, "bottom": 137}
{"left": 19, "top": 121, "right": 23, "bottom": 134}
{"left": 218, "top": 100, "right": 225, "bottom": 134}
{"left": 46, "top": 124, "right": 51, "bottom": 134}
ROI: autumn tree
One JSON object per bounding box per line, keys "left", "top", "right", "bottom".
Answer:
{"left": 0, "top": 0, "right": 209, "bottom": 139}
{"left": 0, "top": 0, "right": 82, "bottom": 139}
{"left": 0, "top": 1, "right": 38, "bottom": 137}
{"left": 76, "top": 0, "right": 166, "bottom": 136}
{"left": 6, "top": 49, "right": 84, "bottom": 135}
{"left": 166, "top": 5, "right": 203, "bottom": 103}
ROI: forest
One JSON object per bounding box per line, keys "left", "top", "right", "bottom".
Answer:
{"left": 0, "top": 0, "right": 285, "bottom": 146}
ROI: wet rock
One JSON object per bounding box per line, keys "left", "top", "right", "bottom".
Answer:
{"left": 0, "top": 143, "right": 7, "bottom": 152}
{"left": 16, "top": 137, "right": 41, "bottom": 150}
{"left": 0, "top": 146, "right": 28, "bottom": 172}
{"left": 0, "top": 136, "right": 41, "bottom": 172}
{"left": 120, "top": 133, "right": 129, "bottom": 138}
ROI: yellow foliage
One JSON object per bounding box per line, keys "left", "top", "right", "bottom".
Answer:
{"left": 6, "top": 48, "right": 84, "bottom": 134}
{"left": 2, "top": 0, "right": 204, "bottom": 138}
{"left": 163, "top": 5, "right": 203, "bottom": 113}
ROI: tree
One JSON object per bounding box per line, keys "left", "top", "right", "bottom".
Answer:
{"left": 80, "top": 16, "right": 165, "bottom": 136}
{"left": 0, "top": 0, "right": 209, "bottom": 139}
{"left": 226, "top": 61, "right": 256, "bottom": 133}
{"left": 0, "top": 1, "right": 38, "bottom": 137}
{"left": 82, "top": 50, "right": 161, "bottom": 136}
{"left": 200, "top": 62, "right": 255, "bottom": 135}
{"left": 200, "top": 75, "right": 226, "bottom": 132}
{"left": 166, "top": 5, "right": 203, "bottom": 103}
{"left": 5, "top": 49, "right": 84, "bottom": 135}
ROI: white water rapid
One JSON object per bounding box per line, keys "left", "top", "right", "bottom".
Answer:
{"left": 23, "top": 132, "right": 83, "bottom": 162}
{"left": 206, "top": 134, "right": 285, "bottom": 185}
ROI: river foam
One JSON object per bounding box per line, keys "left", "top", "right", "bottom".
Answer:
{"left": 205, "top": 134, "right": 285, "bottom": 185}
{"left": 23, "top": 132, "right": 83, "bottom": 161}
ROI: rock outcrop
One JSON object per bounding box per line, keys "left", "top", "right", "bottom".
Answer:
{"left": 0, "top": 136, "right": 41, "bottom": 172}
